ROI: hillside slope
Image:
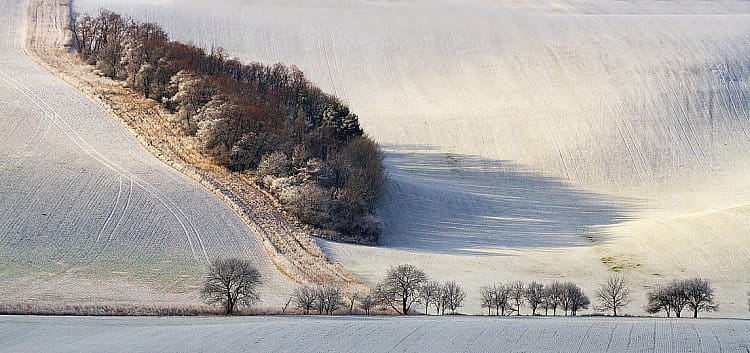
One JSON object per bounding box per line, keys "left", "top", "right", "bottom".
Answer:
{"left": 73, "top": 0, "right": 750, "bottom": 315}
{"left": 0, "top": 0, "right": 294, "bottom": 307}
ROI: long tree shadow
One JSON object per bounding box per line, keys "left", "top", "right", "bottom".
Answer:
{"left": 376, "top": 145, "right": 638, "bottom": 255}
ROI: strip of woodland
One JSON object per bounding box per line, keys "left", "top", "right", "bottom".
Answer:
{"left": 72, "top": 10, "right": 386, "bottom": 243}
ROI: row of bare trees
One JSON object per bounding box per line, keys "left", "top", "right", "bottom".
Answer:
{"left": 645, "top": 278, "right": 718, "bottom": 318}
{"left": 479, "top": 281, "right": 590, "bottom": 316}
{"left": 475, "top": 276, "right": 721, "bottom": 318}
{"left": 373, "top": 265, "right": 467, "bottom": 315}
{"left": 72, "top": 10, "right": 385, "bottom": 243}
{"left": 202, "top": 260, "right": 732, "bottom": 318}
{"left": 289, "top": 265, "right": 468, "bottom": 316}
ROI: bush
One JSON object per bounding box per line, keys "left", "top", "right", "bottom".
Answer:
{"left": 257, "top": 151, "right": 293, "bottom": 177}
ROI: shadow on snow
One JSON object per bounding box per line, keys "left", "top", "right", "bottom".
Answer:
{"left": 375, "top": 145, "right": 638, "bottom": 255}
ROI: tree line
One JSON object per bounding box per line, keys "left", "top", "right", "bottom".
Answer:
{"left": 72, "top": 10, "right": 386, "bottom": 243}
{"left": 645, "top": 278, "right": 719, "bottom": 318}
{"left": 204, "top": 260, "right": 738, "bottom": 317}
{"left": 480, "top": 281, "right": 590, "bottom": 316}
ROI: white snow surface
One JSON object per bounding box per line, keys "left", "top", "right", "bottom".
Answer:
{"left": 0, "top": 0, "right": 294, "bottom": 306}
{"left": 72, "top": 0, "right": 750, "bottom": 316}
{"left": 2, "top": 315, "right": 750, "bottom": 353}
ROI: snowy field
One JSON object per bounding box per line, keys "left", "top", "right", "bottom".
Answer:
{"left": 71, "top": 0, "right": 750, "bottom": 316}
{"left": 2, "top": 315, "right": 750, "bottom": 352}
{"left": 0, "top": 0, "right": 294, "bottom": 306}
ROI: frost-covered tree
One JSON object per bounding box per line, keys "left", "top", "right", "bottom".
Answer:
{"left": 90, "top": 10, "right": 130, "bottom": 79}
{"left": 201, "top": 258, "right": 261, "bottom": 315}
{"left": 595, "top": 275, "right": 632, "bottom": 317}
{"left": 120, "top": 22, "right": 169, "bottom": 98}
{"left": 279, "top": 183, "right": 330, "bottom": 226}
{"left": 170, "top": 70, "right": 214, "bottom": 134}
{"left": 375, "top": 264, "right": 427, "bottom": 315}
{"left": 257, "top": 151, "right": 293, "bottom": 177}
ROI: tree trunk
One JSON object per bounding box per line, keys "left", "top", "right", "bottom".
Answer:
{"left": 226, "top": 300, "right": 233, "bottom": 315}
{"left": 613, "top": 307, "right": 617, "bottom": 317}
{"left": 402, "top": 297, "right": 408, "bottom": 316}
{"left": 693, "top": 307, "right": 698, "bottom": 318}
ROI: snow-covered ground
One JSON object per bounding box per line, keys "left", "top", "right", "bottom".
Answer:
{"left": 0, "top": 0, "right": 294, "bottom": 306}
{"left": 2, "top": 315, "right": 749, "bottom": 352}
{"left": 70, "top": 0, "right": 750, "bottom": 315}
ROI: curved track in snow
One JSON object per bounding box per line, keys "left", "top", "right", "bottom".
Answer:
{"left": 70, "top": 0, "right": 750, "bottom": 315}
{"left": 0, "top": 0, "right": 294, "bottom": 306}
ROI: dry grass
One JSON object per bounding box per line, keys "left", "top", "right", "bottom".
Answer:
{"left": 0, "top": 302, "right": 300, "bottom": 316}
{"left": 23, "top": 0, "right": 362, "bottom": 289}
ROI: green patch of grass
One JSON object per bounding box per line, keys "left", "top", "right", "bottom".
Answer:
{"left": 600, "top": 256, "right": 641, "bottom": 272}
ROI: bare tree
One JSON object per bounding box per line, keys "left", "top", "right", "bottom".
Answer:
{"left": 361, "top": 293, "right": 376, "bottom": 315}
{"left": 345, "top": 291, "right": 359, "bottom": 314}
{"left": 315, "top": 285, "right": 343, "bottom": 315}
{"left": 201, "top": 258, "right": 261, "bottom": 315}
{"left": 525, "top": 281, "right": 545, "bottom": 316}
{"left": 443, "top": 282, "right": 467, "bottom": 314}
{"left": 433, "top": 287, "right": 447, "bottom": 316}
{"left": 493, "top": 284, "right": 512, "bottom": 316}
{"left": 294, "top": 285, "right": 317, "bottom": 315}
{"left": 595, "top": 275, "right": 632, "bottom": 316}
{"left": 683, "top": 278, "right": 718, "bottom": 318}
{"left": 545, "top": 282, "right": 564, "bottom": 316}
{"left": 509, "top": 281, "right": 525, "bottom": 315}
{"left": 375, "top": 264, "right": 427, "bottom": 315}
{"left": 420, "top": 281, "right": 441, "bottom": 315}
{"left": 562, "top": 282, "right": 590, "bottom": 316}
{"left": 645, "top": 285, "right": 672, "bottom": 317}
{"left": 479, "top": 284, "right": 495, "bottom": 315}
{"left": 666, "top": 280, "right": 689, "bottom": 318}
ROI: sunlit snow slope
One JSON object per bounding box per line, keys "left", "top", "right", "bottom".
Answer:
{"left": 0, "top": 0, "right": 293, "bottom": 306}
{"left": 74, "top": 0, "right": 750, "bottom": 315}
